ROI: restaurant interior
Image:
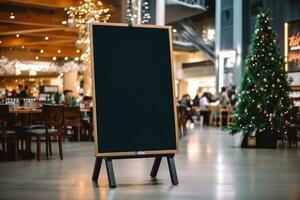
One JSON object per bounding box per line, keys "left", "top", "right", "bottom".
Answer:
{"left": 0, "top": 0, "right": 299, "bottom": 199}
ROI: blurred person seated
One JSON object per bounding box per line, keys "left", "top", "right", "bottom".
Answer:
{"left": 178, "top": 94, "right": 194, "bottom": 123}
{"left": 82, "top": 96, "right": 93, "bottom": 108}
{"left": 62, "top": 89, "right": 74, "bottom": 106}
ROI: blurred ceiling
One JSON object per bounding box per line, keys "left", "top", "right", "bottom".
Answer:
{"left": 0, "top": 0, "right": 121, "bottom": 61}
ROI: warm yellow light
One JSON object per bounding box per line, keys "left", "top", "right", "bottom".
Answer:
{"left": 52, "top": 56, "right": 57, "bottom": 61}
{"left": 10, "top": 13, "right": 15, "bottom": 19}
{"left": 16, "top": 34, "right": 20, "bottom": 37}
{"left": 64, "top": 57, "right": 69, "bottom": 61}
{"left": 35, "top": 56, "right": 39, "bottom": 60}
{"left": 45, "top": 36, "right": 49, "bottom": 40}
{"left": 40, "top": 49, "right": 44, "bottom": 54}
{"left": 0, "top": 40, "right": 2, "bottom": 44}
{"left": 74, "top": 57, "right": 79, "bottom": 61}
{"left": 21, "top": 45, "right": 25, "bottom": 49}
{"left": 173, "top": 29, "right": 177, "bottom": 33}
{"left": 57, "top": 49, "right": 62, "bottom": 54}
{"left": 284, "top": 22, "right": 288, "bottom": 72}
{"left": 62, "top": 20, "right": 67, "bottom": 25}
{"left": 65, "top": 0, "right": 111, "bottom": 63}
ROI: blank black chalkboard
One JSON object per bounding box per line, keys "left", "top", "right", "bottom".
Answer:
{"left": 91, "top": 23, "right": 178, "bottom": 156}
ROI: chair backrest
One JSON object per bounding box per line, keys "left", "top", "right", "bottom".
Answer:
{"left": 88, "top": 107, "right": 93, "bottom": 124}
{"left": 177, "top": 106, "right": 188, "bottom": 124}
{"left": 0, "top": 104, "right": 9, "bottom": 135}
{"left": 0, "top": 104, "right": 9, "bottom": 120}
{"left": 64, "top": 106, "right": 80, "bottom": 121}
{"left": 43, "top": 105, "right": 64, "bottom": 128}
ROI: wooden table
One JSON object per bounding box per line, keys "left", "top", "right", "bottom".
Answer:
{"left": 9, "top": 108, "right": 42, "bottom": 114}
{"left": 9, "top": 108, "right": 42, "bottom": 127}
{"left": 80, "top": 108, "right": 91, "bottom": 112}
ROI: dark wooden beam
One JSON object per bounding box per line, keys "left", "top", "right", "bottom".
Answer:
{"left": 0, "top": 35, "right": 74, "bottom": 47}
{"left": 2, "top": 0, "right": 79, "bottom": 8}
{"left": 0, "top": 25, "right": 75, "bottom": 36}
{"left": 0, "top": 9, "right": 66, "bottom": 27}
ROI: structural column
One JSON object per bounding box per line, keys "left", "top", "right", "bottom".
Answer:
{"left": 63, "top": 70, "right": 78, "bottom": 93}
{"left": 215, "top": 0, "right": 221, "bottom": 92}
{"left": 233, "top": 0, "right": 243, "bottom": 88}
{"left": 155, "top": 0, "right": 165, "bottom": 25}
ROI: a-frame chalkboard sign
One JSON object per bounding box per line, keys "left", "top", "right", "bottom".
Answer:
{"left": 90, "top": 23, "right": 179, "bottom": 188}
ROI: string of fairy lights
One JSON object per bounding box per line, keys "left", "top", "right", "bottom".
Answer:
{"left": 65, "top": 0, "right": 111, "bottom": 64}
{"left": 0, "top": 0, "right": 152, "bottom": 76}
{"left": 66, "top": 0, "right": 151, "bottom": 64}
{"left": 126, "top": 0, "right": 151, "bottom": 25}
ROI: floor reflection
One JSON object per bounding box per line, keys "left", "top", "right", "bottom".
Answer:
{"left": 0, "top": 127, "right": 299, "bottom": 200}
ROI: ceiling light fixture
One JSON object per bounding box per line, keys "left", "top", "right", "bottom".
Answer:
{"left": 40, "top": 49, "right": 44, "bottom": 54}
{"left": 35, "top": 56, "right": 39, "bottom": 60}
{"left": 10, "top": 13, "right": 15, "bottom": 19}
{"left": 52, "top": 56, "right": 57, "bottom": 61}
{"left": 45, "top": 36, "right": 49, "bottom": 40}
{"left": 64, "top": 57, "right": 69, "bottom": 61}
{"left": 16, "top": 34, "right": 20, "bottom": 38}
{"left": 62, "top": 20, "right": 67, "bottom": 25}
{"left": 57, "top": 49, "right": 62, "bottom": 54}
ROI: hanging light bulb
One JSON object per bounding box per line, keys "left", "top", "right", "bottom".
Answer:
{"left": 10, "top": 12, "right": 15, "bottom": 19}
{"left": 65, "top": 0, "right": 111, "bottom": 63}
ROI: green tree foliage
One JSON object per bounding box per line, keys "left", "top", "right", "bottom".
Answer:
{"left": 228, "top": 8, "right": 296, "bottom": 136}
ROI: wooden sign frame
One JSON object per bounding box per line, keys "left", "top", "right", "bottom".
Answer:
{"left": 90, "top": 23, "right": 179, "bottom": 157}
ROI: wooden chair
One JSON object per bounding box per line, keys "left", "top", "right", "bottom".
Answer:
{"left": 64, "top": 106, "right": 82, "bottom": 141}
{"left": 220, "top": 106, "right": 234, "bottom": 127}
{"left": 0, "top": 104, "right": 18, "bottom": 160}
{"left": 209, "top": 105, "right": 221, "bottom": 126}
{"left": 26, "top": 105, "right": 64, "bottom": 161}
{"left": 177, "top": 106, "right": 189, "bottom": 137}
{"left": 87, "top": 107, "right": 94, "bottom": 141}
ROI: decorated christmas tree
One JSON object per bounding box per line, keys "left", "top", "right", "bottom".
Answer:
{"left": 228, "top": 8, "right": 296, "bottom": 147}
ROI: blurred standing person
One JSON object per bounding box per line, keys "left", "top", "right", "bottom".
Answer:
{"left": 193, "top": 87, "right": 203, "bottom": 107}
{"left": 228, "top": 85, "right": 238, "bottom": 107}
{"left": 219, "top": 87, "right": 229, "bottom": 108}
{"left": 193, "top": 87, "right": 204, "bottom": 121}
{"left": 199, "top": 92, "right": 210, "bottom": 126}
{"left": 17, "top": 84, "right": 23, "bottom": 96}
{"left": 18, "top": 85, "right": 29, "bottom": 98}
{"left": 10, "top": 90, "right": 17, "bottom": 98}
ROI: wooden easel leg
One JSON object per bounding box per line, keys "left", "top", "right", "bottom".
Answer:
{"left": 150, "top": 156, "right": 162, "bottom": 178}
{"left": 92, "top": 157, "right": 102, "bottom": 182}
{"left": 167, "top": 155, "right": 178, "bottom": 185}
{"left": 105, "top": 158, "right": 116, "bottom": 188}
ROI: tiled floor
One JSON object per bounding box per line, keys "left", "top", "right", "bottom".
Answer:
{"left": 0, "top": 126, "right": 299, "bottom": 200}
